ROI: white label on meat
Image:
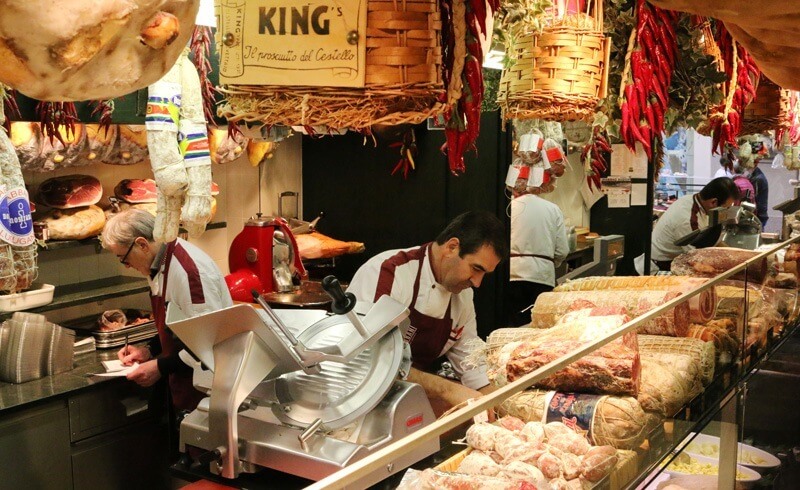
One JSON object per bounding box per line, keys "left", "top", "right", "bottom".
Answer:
{"left": 0, "top": 186, "right": 34, "bottom": 246}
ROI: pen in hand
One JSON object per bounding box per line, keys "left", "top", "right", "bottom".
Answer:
{"left": 123, "top": 334, "right": 129, "bottom": 358}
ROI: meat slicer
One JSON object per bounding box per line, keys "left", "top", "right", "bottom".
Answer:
{"left": 226, "top": 216, "right": 307, "bottom": 302}
{"left": 166, "top": 276, "right": 438, "bottom": 487}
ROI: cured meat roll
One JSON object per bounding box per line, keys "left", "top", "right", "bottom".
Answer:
{"left": 556, "top": 276, "right": 717, "bottom": 324}
{"left": 671, "top": 247, "right": 768, "bottom": 283}
{"left": 493, "top": 311, "right": 640, "bottom": 396}
{"left": 531, "top": 290, "right": 690, "bottom": 336}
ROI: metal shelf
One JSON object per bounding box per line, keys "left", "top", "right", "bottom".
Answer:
{"left": 0, "top": 276, "right": 150, "bottom": 320}
{"left": 37, "top": 222, "right": 228, "bottom": 253}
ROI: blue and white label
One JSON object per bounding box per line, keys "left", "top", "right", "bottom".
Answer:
{"left": 0, "top": 187, "right": 34, "bottom": 246}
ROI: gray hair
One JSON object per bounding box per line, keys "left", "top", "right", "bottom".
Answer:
{"left": 102, "top": 209, "right": 156, "bottom": 249}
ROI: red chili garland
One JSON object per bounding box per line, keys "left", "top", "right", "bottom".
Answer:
{"left": 619, "top": 0, "right": 679, "bottom": 159}
{"left": 582, "top": 128, "right": 612, "bottom": 190}
{"left": 190, "top": 25, "right": 217, "bottom": 125}
{"left": 709, "top": 24, "right": 759, "bottom": 154}
{"left": 441, "top": 0, "right": 498, "bottom": 175}
{"left": 1, "top": 88, "right": 20, "bottom": 132}
{"left": 36, "top": 101, "right": 78, "bottom": 145}
{"left": 89, "top": 99, "right": 115, "bottom": 134}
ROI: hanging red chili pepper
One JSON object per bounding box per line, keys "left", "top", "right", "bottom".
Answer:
{"left": 189, "top": 25, "right": 217, "bottom": 124}
{"left": 36, "top": 101, "right": 78, "bottom": 145}
{"left": 89, "top": 99, "right": 115, "bottom": 134}
{"left": 389, "top": 128, "right": 418, "bottom": 179}
{"left": 1, "top": 87, "right": 20, "bottom": 132}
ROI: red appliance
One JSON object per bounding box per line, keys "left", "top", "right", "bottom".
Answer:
{"left": 226, "top": 216, "right": 307, "bottom": 303}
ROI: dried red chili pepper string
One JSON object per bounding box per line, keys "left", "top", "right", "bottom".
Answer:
{"left": 1, "top": 88, "right": 20, "bottom": 133}
{"left": 708, "top": 23, "right": 760, "bottom": 155}
{"left": 89, "top": 99, "right": 115, "bottom": 135}
{"left": 36, "top": 101, "right": 78, "bottom": 145}
{"left": 581, "top": 127, "right": 612, "bottom": 191}
{"left": 390, "top": 128, "right": 418, "bottom": 179}
{"left": 619, "top": 0, "right": 679, "bottom": 160}
{"left": 190, "top": 25, "right": 218, "bottom": 125}
{"left": 441, "top": 0, "right": 497, "bottom": 175}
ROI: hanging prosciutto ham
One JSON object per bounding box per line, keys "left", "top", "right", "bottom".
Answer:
{"left": 0, "top": 0, "right": 200, "bottom": 101}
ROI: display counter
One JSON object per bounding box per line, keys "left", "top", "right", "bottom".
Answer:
{"left": 295, "top": 237, "right": 800, "bottom": 489}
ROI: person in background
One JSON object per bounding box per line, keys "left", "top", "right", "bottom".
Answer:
{"left": 505, "top": 185, "right": 569, "bottom": 327}
{"left": 749, "top": 160, "right": 770, "bottom": 228}
{"left": 102, "top": 209, "right": 233, "bottom": 412}
{"left": 714, "top": 155, "right": 735, "bottom": 179}
{"left": 732, "top": 162, "right": 756, "bottom": 204}
{"left": 643, "top": 177, "right": 739, "bottom": 273}
{"left": 347, "top": 211, "right": 508, "bottom": 415}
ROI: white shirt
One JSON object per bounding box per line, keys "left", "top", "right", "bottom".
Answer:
{"left": 150, "top": 238, "right": 233, "bottom": 317}
{"left": 651, "top": 194, "right": 707, "bottom": 261}
{"left": 510, "top": 194, "right": 569, "bottom": 287}
{"left": 347, "top": 245, "right": 489, "bottom": 390}
{"left": 714, "top": 167, "right": 733, "bottom": 179}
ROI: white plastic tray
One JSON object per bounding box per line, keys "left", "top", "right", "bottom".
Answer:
{"left": 0, "top": 283, "right": 55, "bottom": 312}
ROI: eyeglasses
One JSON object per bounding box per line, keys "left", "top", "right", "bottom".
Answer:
{"left": 119, "top": 240, "right": 137, "bottom": 265}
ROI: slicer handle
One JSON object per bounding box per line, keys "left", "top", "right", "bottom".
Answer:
{"left": 322, "top": 276, "right": 356, "bottom": 315}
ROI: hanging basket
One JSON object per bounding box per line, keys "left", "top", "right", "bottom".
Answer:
{"left": 218, "top": 0, "right": 445, "bottom": 131}
{"left": 497, "top": 0, "right": 610, "bottom": 122}
{"left": 741, "top": 75, "right": 791, "bottom": 135}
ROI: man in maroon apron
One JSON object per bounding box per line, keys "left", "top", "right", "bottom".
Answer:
{"left": 101, "top": 209, "right": 233, "bottom": 412}
{"left": 347, "top": 211, "right": 508, "bottom": 415}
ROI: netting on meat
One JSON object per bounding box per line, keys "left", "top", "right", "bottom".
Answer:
{"left": 638, "top": 335, "right": 715, "bottom": 386}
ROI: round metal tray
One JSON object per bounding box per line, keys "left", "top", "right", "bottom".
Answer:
{"left": 272, "top": 316, "right": 402, "bottom": 430}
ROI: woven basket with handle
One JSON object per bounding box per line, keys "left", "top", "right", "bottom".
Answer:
{"left": 497, "top": 0, "right": 610, "bottom": 122}
{"left": 741, "top": 75, "right": 791, "bottom": 135}
{"left": 218, "top": 0, "right": 445, "bottom": 130}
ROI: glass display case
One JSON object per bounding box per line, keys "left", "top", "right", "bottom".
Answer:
{"left": 303, "top": 237, "right": 800, "bottom": 489}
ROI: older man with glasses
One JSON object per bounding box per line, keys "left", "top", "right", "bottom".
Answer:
{"left": 102, "top": 209, "right": 233, "bottom": 412}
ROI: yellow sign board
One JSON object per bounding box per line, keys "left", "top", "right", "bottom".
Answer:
{"left": 217, "top": 0, "right": 367, "bottom": 87}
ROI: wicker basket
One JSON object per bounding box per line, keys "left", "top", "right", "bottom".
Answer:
{"left": 497, "top": 0, "right": 610, "bottom": 122}
{"left": 741, "top": 76, "right": 792, "bottom": 135}
{"left": 435, "top": 447, "right": 639, "bottom": 488}
{"left": 218, "top": 0, "right": 445, "bottom": 130}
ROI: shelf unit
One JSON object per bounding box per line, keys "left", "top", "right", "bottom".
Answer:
{"left": 36, "top": 222, "right": 228, "bottom": 253}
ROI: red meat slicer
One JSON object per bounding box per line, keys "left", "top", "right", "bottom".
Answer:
{"left": 225, "top": 216, "right": 307, "bottom": 302}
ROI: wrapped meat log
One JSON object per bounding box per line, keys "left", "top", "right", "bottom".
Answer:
{"left": 42, "top": 205, "right": 106, "bottom": 240}
{"left": 0, "top": 109, "right": 37, "bottom": 292}
{"left": 501, "top": 312, "right": 640, "bottom": 396}
{"left": 0, "top": 1, "right": 200, "bottom": 101}
{"left": 671, "top": 247, "right": 768, "bottom": 283}
{"left": 531, "top": 290, "right": 690, "bottom": 336}
{"left": 688, "top": 324, "right": 739, "bottom": 364}
{"left": 295, "top": 232, "right": 366, "bottom": 259}
{"left": 37, "top": 175, "right": 102, "bottom": 209}
{"left": 36, "top": 124, "right": 87, "bottom": 171}
{"left": 638, "top": 357, "right": 694, "bottom": 416}
{"left": 83, "top": 124, "right": 118, "bottom": 164}
{"left": 177, "top": 51, "right": 213, "bottom": 238}
{"left": 416, "top": 469, "right": 537, "bottom": 489}
{"left": 498, "top": 390, "right": 649, "bottom": 450}
{"left": 456, "top": 451, "right": 502, "bottom": 476}
{"left": 9, "top": 122, "right": 41, "bottom": 171}
{"left": 555, "top": 276, "right": 717, "bottom": 324}
{"left": 107, "top": 125, "right": 150, "bottom": 165}
{"left": 638, "top": 335, "right": 714, "bottom": 386}
{"left": 208, "top": 126, "right": 248, "bottom": 164}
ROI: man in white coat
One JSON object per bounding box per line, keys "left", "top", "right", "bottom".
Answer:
{"left": 506, "top": 189, "right": 569, "bottom": 327}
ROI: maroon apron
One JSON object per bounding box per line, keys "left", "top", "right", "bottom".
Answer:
{"left": 408, "top": 244, "right": 457, "bottom": 371}
{"left": 152, "top": 241, "right": 205, "bottom": 412}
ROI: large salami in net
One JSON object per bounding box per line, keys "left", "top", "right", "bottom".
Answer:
{"left": 530, "top": 290, "right": 690, "bottom": 336}
{"left": 555, "top": 276, "right": 717, "bottom": 324}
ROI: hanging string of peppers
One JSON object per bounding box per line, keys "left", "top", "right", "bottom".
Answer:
{"left": 619, "top": 0, "right": 679, "bottom": 160}
{"left": 708, "top": 24, "right": 760, "bottom": 155}
{"left": 36, "top": 102, "right": 78, "bottom": 145}
{"left": 190, "top": 25, "right": 217, "bottom": 125}
{"left": 0, "top": 86, "right": 20, "bottom": 132}
{"left": 89, "top": 100, "right": 115, "bottom": 133}
{"left": 582, "top": 127, "right": 612, "bottom": 190}
{"left": 441, "top": 0, "right": 499, "bottom": 175}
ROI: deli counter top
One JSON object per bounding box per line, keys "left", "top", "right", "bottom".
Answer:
{"left": 0, "top": 343, "right": 139, "bottom": 413}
